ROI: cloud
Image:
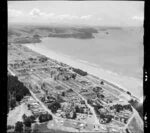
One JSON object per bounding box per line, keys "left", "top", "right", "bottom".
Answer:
{"left": 98, "top": 18, "right": 102, "bottom": 21}
{"left": 56, "top": 14, "right": 79, "bottom": 20}
{"left": 132, "top": 16, "right": 144, "bottom": 21}
{"left": 69, "top": 15, "right": 79, "bottom": 20}
{"left": 29, "top": 8, "right": 45, "bottom": 17}
{"left": 56, "top": 14, "right": 70, "bottom": 20}
{"left": 8, "top": 9, "right": 23, "bottom": 17}
{"left": 80, "top": 15, "right": 92, "bottom": 20}
{"left": 8, "top": 8, "right": 93, "bottom": 23}
{"left": 47, "top": 13, "right": 55, "bottom": 18}
{"left": 56, "top": 14, "right": 92, "bottom": 21}
{"left": 28, "top": 8, "right": 55, "bottom": 20}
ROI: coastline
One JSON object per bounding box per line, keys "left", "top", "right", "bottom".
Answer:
{"left": 24, "top": 43, "right": 142, "bottom": 100}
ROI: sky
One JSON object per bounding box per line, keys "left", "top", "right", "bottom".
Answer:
{"left": 8, "top": 1, "right": 144, "bottom": 27}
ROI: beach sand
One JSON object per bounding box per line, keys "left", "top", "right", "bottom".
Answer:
{"left": 24, "top": 43, "right": 143, "bottom": 99}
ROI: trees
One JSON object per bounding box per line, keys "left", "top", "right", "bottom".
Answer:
{"left": 10, "top": 98, "right": 16, "bottom": 109}
{"left": 72, "top": 68, "right": 88, "bottom": 76}
{"left": 61, "top": 92, "right": 65, "bottom": 96}
{"left": 23, "top": 115, "right": 36, "bottom": 128}
{"left": 48, "top": 102, "right": 61, "bottom": 113}
{"left": 99, "top": 114, "right": 113, "bottom": 124}
{"left": 15, "top": 121, "right": 23, "bottom": 133}
{"left": 7, "top": 125, "right": 14, "bottom": 130}
{"left": 24, "top": 127, "right": 32, "bottom": 133}
{"left": 7, "top": 75, "right": 30, "bottom": 111}
{"left": 100, "top": 81, "right": 104, "bottom": 85}
{"left": 39, "top": 113, "right": 53, "bottom": 123}
{"left": 22, "top": 114, "right": 27, "bottom": 122}
{"left": 97, "top": 93, "right": 104, "bottom": 99}
{"left": 72, "top": 73, "right": 77, "bottom": 79}
{"left": 39, "top": 57, "right": 48, "bottom": 63}
{"left": 72, "top": 111, "right": 77, "bottom": 119}
{"left": 75, "top": 106, "right": 84, "bottom": 114}
{"left": 127, "top": 91, "right": 131, "bottom": 95}
{"left": 23, "top": 117, "right": 32, "bottom": 127}
{"left": 93, "top": 87, "right": 103, "bottom": 93}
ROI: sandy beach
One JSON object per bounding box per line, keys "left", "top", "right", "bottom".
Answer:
{"left": 24, "top": 43, "right": 143, "bottom": 99}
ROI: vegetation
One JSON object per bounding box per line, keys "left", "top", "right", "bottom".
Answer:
{"left": 75, "top": 106, "right": 85, "bottom": 114}
{"left": 13, "top": 36, "right": 41, "bottom": 44}
{"left": 97, "top": 93, "right": 105, "bottom": 99}
{"left": 7, "top": 75, "right": 30, "bottom": 112}
{"left": 127, "top": 91, "right": 131, "bottom": 95}
{"left": 39, "top": 113, "right": 53, "bottom": 123}
{"left": 111, "top": 104, "right": 133, "bottom": 112}
{"left": 100, "top": 114, "right": 113, "bottom": 124}
{"left": 129, "top": 99, "right": 143, "bottom": 119}
{"left": 100, "top": 81, "right": 104, "bottom": 85}
{"left": 93, "top": 86, "right": 103, "bottom": 93}
{"left": 39, "top": 57, "right": 48, "bottom": 63}
{"left": 61, "top": 92, "right": 65, "bottom": 96}
{"left": 14, "top": 121, "right": 23, "bottom": 133}
{"left": 8, "top": 25, "right": 98, "bottom": 46}
{"left": 23, "top": 115, "right": 36, "bottom": 127}
{"left": 48, "top": 32, "right": 95, "bottom": 39}
{"left": 48, "top": 102, "right": 61, "bottom": 113}
{"left": 72, "top": 111, "right": 77, "bottom": 119}
{"left": 94, "top": 107, "right": 113, "bottom": 124}
{"left": 72, "top": 68, "right": 88, "bottom": 76}
{"left": 24, "top": 127, "right": 32, "bottom": 133}
{"left": 66, "top": 111, "right": 77, "bottom": 119}
{"left": 71, "top": 73, "right": 77, "bottom": 79}
{"left": 7, "top": 125, "right": 14, "bottom": 130}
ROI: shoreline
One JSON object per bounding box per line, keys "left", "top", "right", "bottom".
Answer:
{"left": 24, "top": 43, "right": 142, "bottom": 101}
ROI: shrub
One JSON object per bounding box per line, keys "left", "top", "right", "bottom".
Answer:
{"left": 61, "top": 92, "right": 65, "bottom": 96}
{"left": 39, "top": 57, "right": 48, "bottom": 63}
{"left": 24, "top": 117, "right": 32, "bottom": 127}
{"left": 23, "top": 115, "right": 36, "bottom": 127}
{"left": 100, "top": 81, "right": 104, "bottom": 85}
{"left": 22, "top": 114, "right": 27, "bottom": 121}
{"left": 39, "top": 114, "right": 53, "bottom": 123}
{"left": 10, "top": 98, "right": 16, "bottom": 109}
{"left": 127, "top": 91, "right": 131, "bottom": 95}
{"left": 15, "top": 121, "right": 23, "bottom": 132}
{"left": 48, "top": 102, "right": 61, "bottom": 113}
{"left": 72, "top": 68, "right": 88, "bottom": 76}
{"left": 7, "top": 125, "right": 14, "bottom": 130}
{"left": 24, "top": 127, "right": 32, "bottom": 133}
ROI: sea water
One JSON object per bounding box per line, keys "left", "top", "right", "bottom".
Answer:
{"left": 25, "top": 27, "right": 143, "bottom": 98}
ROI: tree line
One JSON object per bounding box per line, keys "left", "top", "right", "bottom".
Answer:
{"left": 7, "top": 75, "right": 30, "bottom": 112}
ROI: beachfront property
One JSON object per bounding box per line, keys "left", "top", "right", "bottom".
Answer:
{"left": 7, "top": 43, "right": 143, "bottom": 132}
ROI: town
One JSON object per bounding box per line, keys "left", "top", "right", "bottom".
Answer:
{"left": 7, "top": 43, "right": 143, "bottom": 133}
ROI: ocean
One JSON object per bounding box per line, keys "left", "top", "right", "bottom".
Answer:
{"left": 38, "top": 27, "right": 143, "bottom": 80}
{"left": 25, "top": 27, "right": 143, "bottom": 98}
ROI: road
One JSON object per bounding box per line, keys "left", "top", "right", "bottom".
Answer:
{"left": 8, "top": 67, "right": 142, "bottom": 132}
{"left": 57, "top": 80, "right": 101, "bottom": 125}
{"left": 8, "top": 68, "right": 97, "bottom": 131}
